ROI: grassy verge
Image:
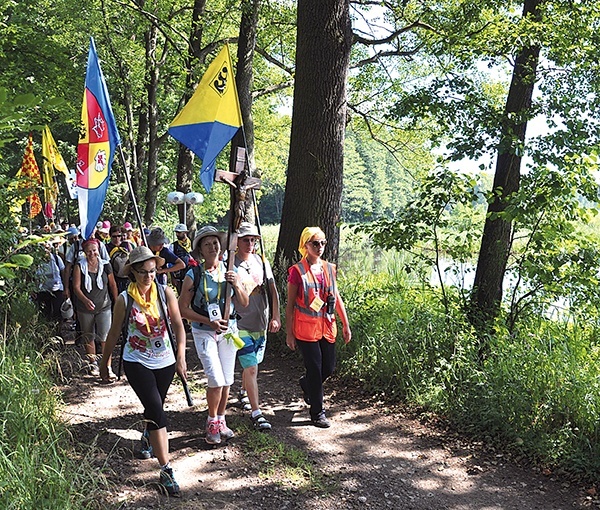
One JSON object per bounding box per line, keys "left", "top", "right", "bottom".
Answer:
{"left": 0, "top": 301, "right": 110, "bottom": 509}
{"left": 337, "top": 256, "right": 600, "bottom": 479}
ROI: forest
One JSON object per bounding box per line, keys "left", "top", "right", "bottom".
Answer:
{"left": 2, "top": 0, "right": 600, "bottom": 506}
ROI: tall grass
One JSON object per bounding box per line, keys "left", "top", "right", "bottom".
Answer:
{"left": 337, "top": 245, "right": 600, "bottom": 477}
{"left": 0, "top": 299, "right": 107, "bottom": 509}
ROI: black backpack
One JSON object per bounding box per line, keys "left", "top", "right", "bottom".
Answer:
{"left": 189, "top": 265, "right": 208, "bottom": 317}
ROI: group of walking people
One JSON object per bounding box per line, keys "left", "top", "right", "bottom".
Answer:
{"left": 38, "top": 221, "right": 351, "bottom": 498}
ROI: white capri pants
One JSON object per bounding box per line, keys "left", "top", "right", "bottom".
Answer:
{"left": 192, "top": 325, "right": 238, "bottom": 388}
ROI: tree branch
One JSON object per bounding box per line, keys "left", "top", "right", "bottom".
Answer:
{"left": 253, "top": 81, "right": 294, "bottom": 99}
{"left": 255, "top": 46, "right": 295, "bottom": 76}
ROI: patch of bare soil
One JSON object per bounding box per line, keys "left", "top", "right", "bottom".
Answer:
{"left": 59, "top": 335, "right": 596, "bottom": 509}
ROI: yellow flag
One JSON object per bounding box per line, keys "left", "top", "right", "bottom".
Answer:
{"left": 168, "top": 44, "right": 243, "bottom": 192}
{"left": 42, "top": 125, "right": 68, "bottom": 176}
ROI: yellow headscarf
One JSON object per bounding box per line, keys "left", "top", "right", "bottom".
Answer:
{"left": 298, "top": 226, "right": 325, "bottom": 259}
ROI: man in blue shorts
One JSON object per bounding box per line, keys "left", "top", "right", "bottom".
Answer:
{"left": 234, "top": 222, "right": 281, "bottom": 430}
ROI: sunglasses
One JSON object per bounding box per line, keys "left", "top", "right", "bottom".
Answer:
{"left": 133, "top": 268, "right": 157, "bottom": 276}
{"left": 309, "top": 239, "right": 327, "bottom": 248}
{"left": 111, "top": 234, "right": 122, "bottom": 238}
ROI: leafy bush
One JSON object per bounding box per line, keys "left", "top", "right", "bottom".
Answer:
{"left": 338, "top": 264, "right": 600, "bottom": 477}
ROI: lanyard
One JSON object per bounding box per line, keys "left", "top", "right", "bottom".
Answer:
{"left": 203, "top": 264, "right": 222, "bottom": 304}
{"left": 307, "top": 260, "right": 327, "bottom": 297}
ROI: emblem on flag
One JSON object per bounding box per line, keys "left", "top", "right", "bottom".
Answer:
{"left": 168, "top": 44, "right": 243, "bottom": 193}
{"left": 76, "top": 37, "right": 121, "bottom": 239}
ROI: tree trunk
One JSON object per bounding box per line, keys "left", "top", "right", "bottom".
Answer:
{"left": 143, "top": 23, "right": 160, "bottom": 224}
{"left": 469, "top": 0, "right": 542, "bottom": 340}
{"left": 231, "top": 0, "right": 260, "bottom": 225}
{"left": 175, "top": 0, "right": 207, "bottom": 230}
{"left": 275, "top": 0, "right": 352, "bottom": 269}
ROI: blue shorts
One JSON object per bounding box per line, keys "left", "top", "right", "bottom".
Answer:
{"left": 237, "top": 330, "right": 266, "bottom": 369}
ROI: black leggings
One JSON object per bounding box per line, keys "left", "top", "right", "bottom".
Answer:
{"left": 124, "top": 361, "right": 176, "bottom": 430}
{"left": 296, "top": 338, "right": 336, "bottom": 419}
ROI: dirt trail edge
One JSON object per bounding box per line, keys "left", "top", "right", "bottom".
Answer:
{"left": 60, "top": 337, "right": 593, "bottom": 510}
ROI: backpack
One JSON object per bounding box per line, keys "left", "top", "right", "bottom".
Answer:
{"left": 189, "top": 265, "right": 208, "bottom": 317}
{"left": 118, "top": 284, "right": 174, "bottom": 374}
{"left": 109, "top": 247, "right": 129, "bottom": 278}
{"left": 188, "top": 265, "right": 239, "bottom": 321}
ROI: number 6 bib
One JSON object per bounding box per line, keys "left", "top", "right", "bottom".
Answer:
{"left": 150, "top": 336, "right": 168, "bottom": 355}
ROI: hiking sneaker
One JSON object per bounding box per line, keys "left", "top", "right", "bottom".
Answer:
{"left": 139, "top": 429, "right": 154, "bottom": 459}
{"left": 252, "top": 413, "right": 272, "bottom": 431}
{"left": 205, "top": 419, "right": 221, "bottom": 445}
{"left": 88, "top": 361, "right": 100, "bottom": 377}
{"left": 159, "top": 467, "right": 180, "bottom": 497}
{"left": 238, "top": 390, "right": 251, "bottom": 411}
{"left": 299, "top": 376, "right": 311, "bottom": 405}
{"left": 219, "top": 418, "right": 235, "bottom": 440}
{"left": 311, "top": 412, "right": 331, "bottom": 429}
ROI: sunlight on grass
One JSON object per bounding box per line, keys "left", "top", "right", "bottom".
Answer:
{"left": 242, "top": 426, "right": 331, "bottom": 491}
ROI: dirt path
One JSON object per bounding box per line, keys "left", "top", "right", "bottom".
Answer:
{"left": 60, "top": 337, "right": 593, "bottom": 509}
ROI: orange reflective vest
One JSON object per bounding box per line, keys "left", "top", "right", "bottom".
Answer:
{"left": 292, "top": 258, "right": 338, "bottom": 342}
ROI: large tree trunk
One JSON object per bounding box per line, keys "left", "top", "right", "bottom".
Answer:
{"left": 176, "top": 0, "right": 207, "bottom": 230}
{"left": 469, "top": 0, "right": 542, "bottom": 340}
{"left": 275, "top": 0, "right": 352, "bottom": 269}
{"left": 143, "top": 23, "right": 160, "bottom": 224}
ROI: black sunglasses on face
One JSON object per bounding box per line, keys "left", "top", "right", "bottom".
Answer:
{"left": 309, "top": 240, "right": 327, "bottom": 248}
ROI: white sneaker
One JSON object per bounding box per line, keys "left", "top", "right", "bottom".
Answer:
{"left": 205, "top": 419, "right": 221, "bottom": 444}
{"left": 89, "top": 362, "right": 100, "bottom": 377}
{"left": 219, "top": 419, "right": 234, "bottom": 440}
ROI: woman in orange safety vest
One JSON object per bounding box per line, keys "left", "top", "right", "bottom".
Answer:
{"left": 285, "top": 226, "right": 351, "bottom": 428}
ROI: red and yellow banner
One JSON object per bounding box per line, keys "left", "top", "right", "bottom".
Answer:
{"left": 17, "top": 133, "right": 42, "bottom": 218}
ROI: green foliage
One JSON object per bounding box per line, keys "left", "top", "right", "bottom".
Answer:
{"left": 242, "top": 424, "right": 325, "bottom": 489}
{"left": 0, "top": 322, "right": 108, "bottom": 509}
{"left": 0, "top": 178, "right": 44, "bottom": 305}
{"left": 339, "top": 268, "right": 477, "bottom": 401}
{"left": 355, "top": 166, "right": 485, "bottom": 312}
{"left": 337, "top": 261, "right": 600, "bottom": 476}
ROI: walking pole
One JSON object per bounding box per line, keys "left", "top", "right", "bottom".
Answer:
{"left": 116, "top": 145, "right": 193, "bottom": 406}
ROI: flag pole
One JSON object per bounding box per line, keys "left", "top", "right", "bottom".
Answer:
{"left": 117, "top": 145, "right": 147, "bottom": 247}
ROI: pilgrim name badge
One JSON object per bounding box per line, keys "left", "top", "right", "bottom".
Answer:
{"left": 207, "top": 303, "right": 222, "bottom": 321}
{"left": 309, "top": 295, "right": 324, "bottom": 312}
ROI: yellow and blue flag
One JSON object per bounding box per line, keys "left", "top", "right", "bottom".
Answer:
{"left": 168, "top": 44, "right": 242, "bottom": 192}
{"left": 76, "top": 37, "right": 120, "bottom": 239}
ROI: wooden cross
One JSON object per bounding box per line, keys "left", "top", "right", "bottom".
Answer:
{"left": 214, "top": 146, "right": 261, "bottom": 318}
{"left": 215, "top": 147, "right": 261, "bottom": 231}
